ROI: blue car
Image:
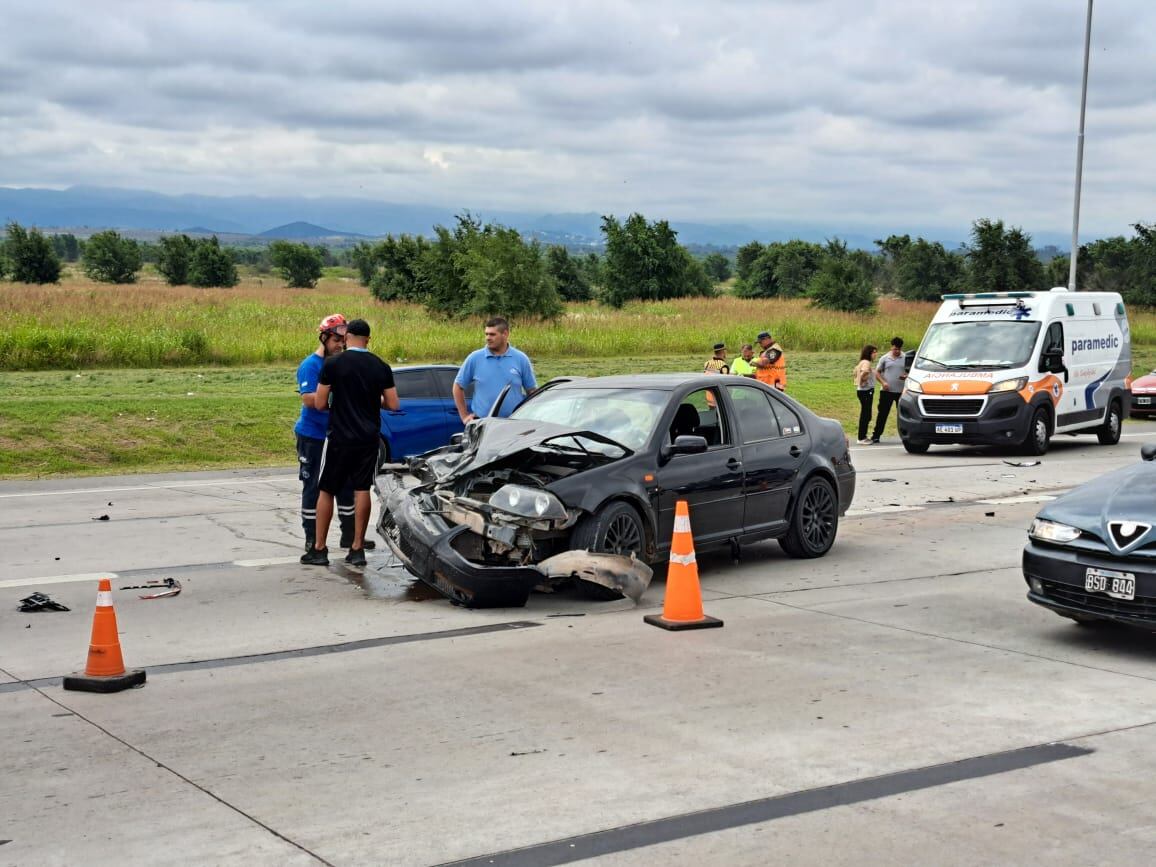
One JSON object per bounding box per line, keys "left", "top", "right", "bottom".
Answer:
{"left": 379, "top": 365, "right": 465, "bottom": 464}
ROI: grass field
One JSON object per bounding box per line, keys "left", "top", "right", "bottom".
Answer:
{"left": 3, "top": 272, "right": 1155, "bottom": 478}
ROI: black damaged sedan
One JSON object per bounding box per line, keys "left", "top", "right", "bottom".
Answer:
{"left": 1023, "top": 443, "right": 1156, "bottom": 628}
{"left": 377, "top": 374, "right": 856, "bottom": 608}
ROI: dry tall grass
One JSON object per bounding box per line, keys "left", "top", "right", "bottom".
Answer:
{"left": 2, "top": 272, "right": 1152, "bottom": 370}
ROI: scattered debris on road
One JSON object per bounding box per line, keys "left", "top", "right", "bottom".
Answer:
{"left": 1003, "top": 460, "right": 1041, "bottom": 468}
{"left": 119, "top": 578, "right": 182, "bottom": 599}
{"left": 92, "top": 514, "right": 110, "bottom": 521}
{"left": 18, "top": 592, "right": 70, "bottom": 612}
{"left": 872, "top": 478, "right": 897, "bottom": 482}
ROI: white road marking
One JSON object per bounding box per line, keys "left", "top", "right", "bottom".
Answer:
{"left": 844, "top": 505, "right": 925, "bottom": 517}
{"left": 0, "top": 476, "right": 297, "bottom": 500}
{"left": 0, "top": 572, "right": 117, "bottom": 590}
{"left": 232, "top": 556, "right": 302, "bottom": 567}
{"left": 977, "top": 495, "right": 1058, "bottom": 505}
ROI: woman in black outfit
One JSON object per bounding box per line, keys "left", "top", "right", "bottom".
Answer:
{"left": 854, "top": 344, "right": 878, "bottom": 444}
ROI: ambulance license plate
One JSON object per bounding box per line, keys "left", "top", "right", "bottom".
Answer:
{"left": 1136, "top": 397, "right": 1151, "bottom": 406}
{"left": 1085, "top": 567, "right": 1136, "bottom": 601}
{"left": 935, "top": 423, "right": 963, "bottom": 434}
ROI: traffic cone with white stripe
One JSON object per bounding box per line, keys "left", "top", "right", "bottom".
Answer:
{"left": 644, "top": 500, "right": 723, "bottom": 631}
{"left": 63, "top": 577, "right": 146, "bottom": 693}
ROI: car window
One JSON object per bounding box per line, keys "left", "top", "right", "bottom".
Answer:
{"left": 768, "top": 395, "right": 803, "bottom": 437}
{"left": 512, "top": 387, "right": 667, "bottom": 451}
{"left": 393, "top": 368, "right": 438, "bottom": 399}
{"left": 669, "top": 388, "right": 730, "bottom": 447}
{"left": 431, "top": 368, "right": 459, "bottom": 398}
{"left": 726, "top": 385, "right": 782, "bottom": 443}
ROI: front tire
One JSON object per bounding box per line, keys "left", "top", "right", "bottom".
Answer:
{"left": 1097, "top": 400, "right": 1122, "bottom": 445}
{"left": 1022, "top": 407, "right": 1051, "bottom": 456}
{"left": 902, "top": 438, "right": 930, "bottom": 454}
{"left": 779, "top": 476, "right": 839, "bottom": 559}
{"left": 570, "top": 501, "right": 646, "bottom": 600}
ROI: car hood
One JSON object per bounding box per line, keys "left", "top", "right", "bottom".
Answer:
{"left": 1132, "top": 374, "right": 1156, "bottom": 389}
{"left": 1039, "top": 460, "right": 1156, "bottom": 553}
{"left": 416, "top": 417, "right": 632, "bottom": 484}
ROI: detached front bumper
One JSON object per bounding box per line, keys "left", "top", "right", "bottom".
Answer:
{"left": 375, "top": 474, "right": 652, "bottom": 609}
{"left": 1022, "top": 540, "right": 1156, "bottom": 629}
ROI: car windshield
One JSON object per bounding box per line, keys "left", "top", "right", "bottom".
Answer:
{"left": 915, "top": 321, "right": 1042, "bottom": 370}
{"left": 511, "top": 388, "right": 668, "bottom": 451}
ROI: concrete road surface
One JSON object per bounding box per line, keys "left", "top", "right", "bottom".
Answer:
{"left": 3, "top": 429, "right": 1156, "bottom": 866}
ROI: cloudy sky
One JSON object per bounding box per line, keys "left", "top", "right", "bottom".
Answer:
{"left": 2, "top": 0, "right": 1153, "bottom": 238}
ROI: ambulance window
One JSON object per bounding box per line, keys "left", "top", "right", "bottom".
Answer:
{"left": 1045, "top": 322, "right": 1064, "bottom": 354}
{"left": 1093, "top": 303, "right": 1102, "bottom": 316}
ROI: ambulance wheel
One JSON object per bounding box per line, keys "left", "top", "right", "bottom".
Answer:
{"left": 1023, "top": 407, "right": 1051, "bottom": 455}
{"left": 1097, "top": 400, "right": 1122, "bottom": 445}
{"left": 902, "top": 439, "right": 930, "bottom": 454}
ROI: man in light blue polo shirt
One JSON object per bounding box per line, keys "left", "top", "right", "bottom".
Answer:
{"left": 453, "top": 316, "right": 537, "bottom": 420}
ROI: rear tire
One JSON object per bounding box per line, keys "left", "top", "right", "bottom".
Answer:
{"left": 1022, "top": 407, "right": 1050, "bottom": 456}
{"left": 902, "top": 438, "right": 930, "bottom": 454}
{"left": 779, "top": 476, "right": 839, "bottom": 559}
{"left": 1097, "top": 400, "right": 1122, "bottom": 445}
{"left": 376, "top": 437, "right": 391, "bottom": 473}
{"left": 570, "top": 501, "right": 646, "bottom": 600}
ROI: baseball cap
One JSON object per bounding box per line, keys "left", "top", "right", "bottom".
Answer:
{"left": 713, "top": 342, "right": 726, "bottom": 352}
{"left": 756, "top": 331, "right": 771, "bottom": 341}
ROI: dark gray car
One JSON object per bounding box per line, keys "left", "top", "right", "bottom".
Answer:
{"left": 377, "top": 374, "right": 856, "bottom": 608}
{"left": 1023, "top": 443, "right": 1156, "bottom": 628}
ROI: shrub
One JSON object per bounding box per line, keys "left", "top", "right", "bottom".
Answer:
{"left": 82, "top": 230, "right": 142, "bottom": 284}
{"left": 6, "top": 222, "right": 62, "bottom": 284}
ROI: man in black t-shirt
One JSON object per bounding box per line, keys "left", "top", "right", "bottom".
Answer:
{"left": 301, "top": 319, "right": 399, "bottom": 567}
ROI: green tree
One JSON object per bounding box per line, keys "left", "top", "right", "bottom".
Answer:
{"left": 894, "top": 239, "right": 965, "bottom": 301}
{"left": 964, "top": 219, "right": 1046, "bottom": 292}
{"left": 459, "top": 227, "right": 562, "bottom": 319}
{"left": 773, "top": 240, "right": 824, "bottom": 298}
{"left": 350, "top": 241, "right": 380, "bottom": 285}
{"left": 807, "top": 241, "right": 876, "bottom": 312}
{"left": 417, "top": 215, "right": 481, "bottom": 317}
{"left": 702, "top": 251, "right": 732, "bottom": 283}
{"left": 600, "top": 213, "right": 709, "bottom": 307}
{"left": 368, "top": 235, "right": 429, "bottom": 302}
{"left": 874, "top": 234, "right": 912, "bottom": 294}
{"left": 1127, "top": 223, "right": 1156, "bottom": 306}
{"left": 1044, "top": 253, "right": 1070, "bottom": 289}
{"left": 269, "top": 241, "right": 324, "bottom": 288}
{"left": 189, "top": 237, "right": 239, "bottom": 288}
{"left": 545, "top": 245, "right": 592, "bottom": 302}
{"left": 5, "top": 222, "right": 62, "bottom": 283}
{"left": 157, "top": 234, "right": 196, "bottom": 285}
{"left": 82, "top": 229, "right": 142, "bottom": 284}
{"left": 735, "top": 241, "right": 764, "bottom": 282}
{"left": 51, "top": 233, "right": 81, "bottom": 262}
{"left": 579, "top": 252, "right": 603, "bottom": 292}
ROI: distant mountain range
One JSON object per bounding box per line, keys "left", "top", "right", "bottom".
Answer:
{"left": 0, "top": 184, "right": 1076, "bottom": 251}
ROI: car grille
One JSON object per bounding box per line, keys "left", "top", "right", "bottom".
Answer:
{"left": 1041, "top": 580, "right": 1156, "bottom": 621}
{"left": 381, "top": 511, "right": 417, "bottom": 562}
{"left": 920, "top": 397, "right": 985, "bottom": 417}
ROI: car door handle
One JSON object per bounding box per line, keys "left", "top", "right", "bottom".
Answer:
{"left": 387, "top": 410, "right": 407, "bottom": 416}
{"left": 789, "top": 445, "right": 801, "bottom": 457}
{"left": 727, "top": 457, "right": 743, "bottom": 469}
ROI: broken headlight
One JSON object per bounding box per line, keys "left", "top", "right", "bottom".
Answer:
{"left": 489, "top": 484, "right": 568, "bottom": 520}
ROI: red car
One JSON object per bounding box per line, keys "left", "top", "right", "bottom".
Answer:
{"left": 1131, "top": 370, "right": 1156, "bottom": 418}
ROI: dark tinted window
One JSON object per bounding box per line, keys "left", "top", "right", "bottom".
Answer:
{"left": 726, "top": 385, "right": 781, "bottom": 443}
{"left": 769, "top": 396, "right": 803, "bottom": 437}
{"left": 393, "top": 368, "right": 438, "bottom": 399}
{"left": 431, "top": 367, "right": 460, "bottom": 398}
{"left": 1045, "top": 322, "right": 1064, "bottom": 354}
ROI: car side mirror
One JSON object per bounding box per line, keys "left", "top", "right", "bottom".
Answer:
{"left": 1041, "top": 349, "right": 1067, "bottom": 380}
{"left": 666, "top": 435, "right": 708, "bottom": 458}
{"left": 1142, "top": 443, "right": 1156, "bottom": 462}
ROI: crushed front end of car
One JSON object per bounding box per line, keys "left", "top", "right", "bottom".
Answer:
{"left": 376, "top": 418, "right": 652, "bottom": 608}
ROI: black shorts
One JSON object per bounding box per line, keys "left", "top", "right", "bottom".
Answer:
{"left": 318, "top": 439, "right": 378, "bottom": 494}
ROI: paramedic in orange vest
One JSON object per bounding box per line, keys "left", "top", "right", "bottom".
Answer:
{"left": 753, "top": 330, "right": 787, "bottom": 391}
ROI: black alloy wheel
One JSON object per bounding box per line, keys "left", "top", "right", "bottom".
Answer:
{"left": 779, "top": 476, "right": 839, "bottom": 559}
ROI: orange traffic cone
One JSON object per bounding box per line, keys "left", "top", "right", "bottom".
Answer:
{"left": 63, "top": 577, "right": 146, "bottom": 693}
{"left": 644, "top": 500, "right": 723, "bottom": 631}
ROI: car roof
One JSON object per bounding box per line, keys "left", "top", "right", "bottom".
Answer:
{"left": 394, "top": 364, "right": 458, "bottom": 372}
{"left": 550, "top": 373, "right": 750, "bottom": 390}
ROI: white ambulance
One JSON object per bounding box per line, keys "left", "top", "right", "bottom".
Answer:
{"left": 899, "top": 288, "right": 1131, "bottom": 455}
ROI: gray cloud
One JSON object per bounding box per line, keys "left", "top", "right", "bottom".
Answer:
{"left": 0, "top": 0, "right": 1153, "bottom": 238}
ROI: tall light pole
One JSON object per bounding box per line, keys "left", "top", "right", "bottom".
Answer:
{"left": 1068, "top": 0, "right": 1094, "bottom": 291}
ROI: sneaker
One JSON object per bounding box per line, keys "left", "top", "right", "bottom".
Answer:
{"left": 339, "top": 532, "right": 375, "bottom": 550}
{"left": 344, "top": 547, "right": 367, "bottom": 567}
{"left": 300, "top": 546, "right": 329, "bottom": 566}
{"left": 857, "top": 438, "right": 872, "bottom": 445}
{"left": 870, "top": 437, "right": 881, "bottom": 444}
